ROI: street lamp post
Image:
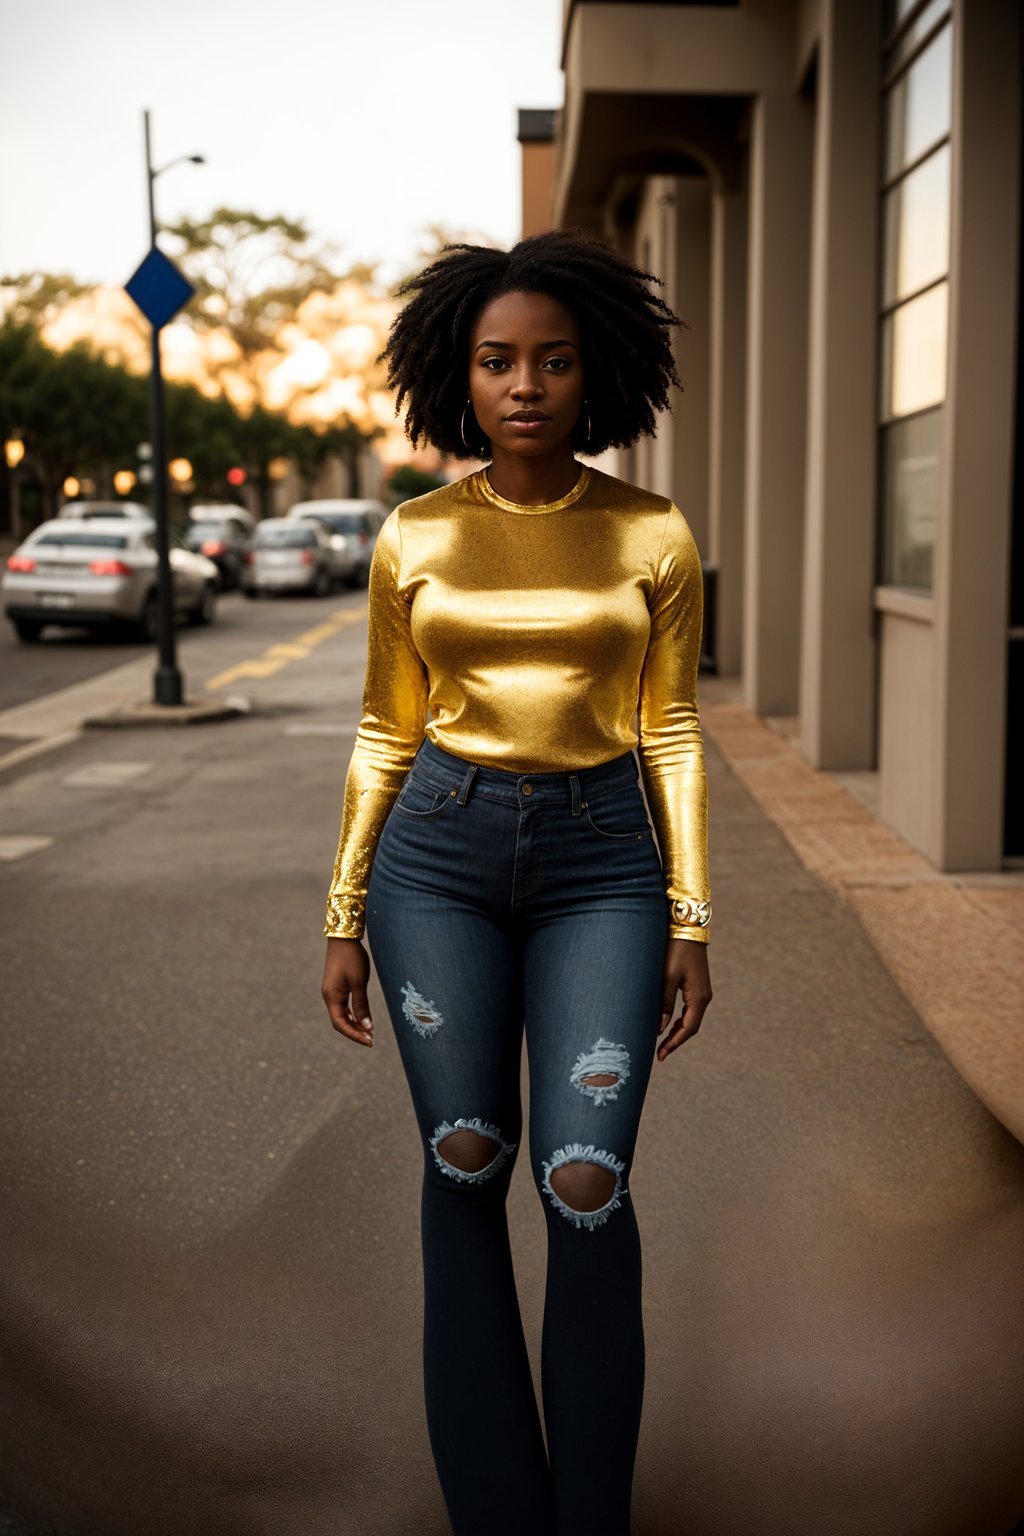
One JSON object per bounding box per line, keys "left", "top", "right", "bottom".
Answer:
{"left": 141, "top": 110, "right": 204, "bottom": 706}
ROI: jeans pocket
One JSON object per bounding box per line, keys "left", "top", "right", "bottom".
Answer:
{"left": 582, "top": 786, "right": 652, "bottom": 842}
{"left": 393, "top": 772, "right": 454, "bottom": 819}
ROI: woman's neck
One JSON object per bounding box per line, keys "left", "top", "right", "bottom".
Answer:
{"left": 484, "top": 444, "right": 581, "bottom": 507}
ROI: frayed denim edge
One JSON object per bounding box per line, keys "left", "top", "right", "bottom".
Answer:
{"left": 430, "top": 1116, "right": 516, "bottom": 1183}
{"left": 541, "top": 1142, "right": 627, "bottom": 1230}
{"left": 568, "top": 1037, "right": 631, "bottom": 1106}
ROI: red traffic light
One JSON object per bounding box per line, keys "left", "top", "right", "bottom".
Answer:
{"left": 227, "top": 466, "right": 247, "bottom": 486}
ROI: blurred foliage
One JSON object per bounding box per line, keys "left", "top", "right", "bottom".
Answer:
{"left": 0, "top": 272, "right": 94, "bottom": 326}
{"left": 386, "top": 464, "right": 446, "bottom": 501}
{"left": 160, "top": 208, "right": 367, "bottom": 396}
{"left": 0, "top": 317, "right": 378, "bottom": 523}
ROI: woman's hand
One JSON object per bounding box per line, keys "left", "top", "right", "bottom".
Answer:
{"left": 322, "top": 937, "right": 374, "bottom": 1047}
{"left": 657, "top": 939, "right": 712, "bottom": 1061}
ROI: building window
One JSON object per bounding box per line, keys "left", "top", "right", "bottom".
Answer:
{"left": 878, "top": 0, "right": 953, "bottom": 592}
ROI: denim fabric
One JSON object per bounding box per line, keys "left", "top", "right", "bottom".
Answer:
{"left": 366, "top": 736, "right": 668, "bottom": 1536}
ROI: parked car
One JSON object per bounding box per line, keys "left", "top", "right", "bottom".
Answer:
{"left": 285, "top": 499, "right": 386, "bottom": 587}
{"left": 188, "top": 502, "right": 256, "bottom": 533}
{"left": 1, "top": 519, "right": 219, "bottom": 642}
{"left": 241, "top": 518, "right": 335, "bottom": 598}
{"left": 56, "top": 500, "right": 154, "bottom": 524}
{"left": 182, "top": 511, "right": 253, "bottom": 590}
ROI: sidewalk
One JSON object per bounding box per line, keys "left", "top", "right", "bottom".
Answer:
{"left": 1, "top": 636, "right": 1022, "bottom": 1534}
{"left": 699, "top": 676, "right": 1024, "bottom": 1145}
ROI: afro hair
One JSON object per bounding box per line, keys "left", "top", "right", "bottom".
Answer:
{"left": 382, "top": 228, "right": 686, "bottom": 460}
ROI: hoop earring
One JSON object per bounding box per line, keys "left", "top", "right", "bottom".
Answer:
{"left": 461, "top": 400, "right": 476, "bottom": 454}
{"left": 580, "top": 399, "right": 592, "bottom": 452}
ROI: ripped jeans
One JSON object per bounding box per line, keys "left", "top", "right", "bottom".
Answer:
{"left": 366, "top": 736, "right": 668, "bottom": 1536}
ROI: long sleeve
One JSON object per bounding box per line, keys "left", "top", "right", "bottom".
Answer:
{"left": 637, "top": 505, "right": 712, "bottom": 943}
{"left": 324, "top": 511, "right": 428, "bottom": 939}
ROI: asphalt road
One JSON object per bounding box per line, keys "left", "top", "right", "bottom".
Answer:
{"left": 1, "top": 607, "right": 1022, "bottom": 1535}
{"left": 0, "top": 587, "right": 362, "bottom": 715}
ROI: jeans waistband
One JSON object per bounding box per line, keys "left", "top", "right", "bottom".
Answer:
{"left": 411, "top": 734, "right": 639, "bottom": 808}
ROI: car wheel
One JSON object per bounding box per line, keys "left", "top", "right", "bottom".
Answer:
{"left": 13, "top": 618, "right": 44, "bottom": 643}
{"left": 313, "top": 567, "right": 331, "bottom": 598}
{"left": 191, "top": 582, "right": 217, "bottom": 626}
{"left": 243, "top": 586, "right": 262, "bottom": 600}
{"left": 139, "top": 592, "right": 160, "bottom": 641}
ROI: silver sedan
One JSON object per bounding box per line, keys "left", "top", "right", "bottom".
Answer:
{"left": 241, "top": 518, "right": 337, "bottom": 598}
{"left": 1, "top": 518, "right": 220, "bottom": 643}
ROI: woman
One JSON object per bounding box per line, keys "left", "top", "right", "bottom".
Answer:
{"left": 321, "top": 228, "right": 712, "bottom": 1536}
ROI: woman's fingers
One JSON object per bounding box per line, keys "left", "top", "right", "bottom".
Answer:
{"left": 322, "top": 939, "right": 374, "bottom": 1047}
{"left": 657, "top": 939, "right": 712, "bottom": 1061}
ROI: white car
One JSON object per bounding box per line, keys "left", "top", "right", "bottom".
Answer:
{"left": 56, "top": 500, "right": 154, "bottom": 524}
{"left": 2, "top": 518, "right": 219, "bottom": 642}
{"left": 285, "top": 499, "right": 386, "bottom": 586}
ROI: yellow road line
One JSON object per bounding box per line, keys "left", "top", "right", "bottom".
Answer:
{"left": 206, "top": 605, "right": 366, "bottom": 692}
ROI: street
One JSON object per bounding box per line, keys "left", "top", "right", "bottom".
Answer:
{"left": 1, "top": 599, "right": 1023, "bottom": 1536}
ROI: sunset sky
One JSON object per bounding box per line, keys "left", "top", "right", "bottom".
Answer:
{"left": 0, "top": 0, "right": 564, "bottom": 289}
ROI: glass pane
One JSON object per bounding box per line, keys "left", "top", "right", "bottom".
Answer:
{"left": 885, "top": 21, "right": 952, "bottom": 179}
{"left": 882, "top": 145, "right": 950, "bottom": 305}
{"left": 881, "top": 281, "right": 948, "bottom": 419}
{"left": 880, "top": 409, "right": 942, "bottom": 590}
{"left": 886, "top": 0, "right": 951, "bottom": 74}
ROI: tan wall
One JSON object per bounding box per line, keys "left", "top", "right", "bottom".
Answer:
{"left": 798, "top": 0, "right": 881, "bottom": 769}
{"left": 877, "top": 602, "right": 938, "bottom": 853}
{"left": 742, "top": 91, "right": 813, "bottom": 716}
{"left": 521, "top": 140, "right": 556, "bottom": 239}
{"left": 708, "top": 184, "right": 747, "bottom": 677}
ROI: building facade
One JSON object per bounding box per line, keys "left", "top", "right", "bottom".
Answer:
{"left": 547, "top": 0, "right": 1021, "bottom": 872}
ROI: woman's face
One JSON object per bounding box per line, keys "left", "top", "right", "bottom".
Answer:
{"left": 467, "top": 289, "right": 584, "bottom": 460}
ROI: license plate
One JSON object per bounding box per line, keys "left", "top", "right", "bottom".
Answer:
{"left": 38, "top": 592, "right": 74, "bottom": 609}
{"left": 260, "top": 551, "right": 294, "bottom": 566}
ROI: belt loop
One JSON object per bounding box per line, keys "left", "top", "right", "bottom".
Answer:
{"left": 456, "top": 763, "right": 479, "bottom": 805}
{"left": 569, "top": 773, "right": 582, "bottom": 816}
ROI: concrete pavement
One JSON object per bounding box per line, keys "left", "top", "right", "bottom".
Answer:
{"left": 1, "top": 609, "right": 1022, "bottom": 1535}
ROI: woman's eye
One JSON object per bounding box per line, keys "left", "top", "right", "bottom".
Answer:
{"left": 544, "top": 356, "right": 571, "bottom": 372}
{"left": 481, "top": 357, "right": 508, "bottom": 372}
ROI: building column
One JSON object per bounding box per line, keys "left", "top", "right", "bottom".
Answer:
{"left": 708, "top": 181, "right": 747, "bottom": 677}
{"left": 932, "top": 0, "right": 1020, "bottom": 867}
{"left": 798, "top": 0, "right": 882, "bottom": 768}
{"left": 742, "top": 91, "right": 814, "bottom": 716}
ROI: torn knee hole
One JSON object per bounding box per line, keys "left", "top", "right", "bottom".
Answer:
{"left": 542, "top": 1143, "right": 626, "bottom": 1230}
{"left": 430, "top": 1117, "right": 515, "bottom": 1184}
{"left": 438, "top": 1128, "right": 499, "bottom": 1174}
{"left": 549, "top": 1161, "right": 618, "bottom": 1212}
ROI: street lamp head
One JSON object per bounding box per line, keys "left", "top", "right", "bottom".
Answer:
{"left": 189, "top": 155, "right": 206, "bottom": 165}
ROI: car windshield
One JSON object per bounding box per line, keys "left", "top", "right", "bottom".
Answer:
{"left": 254, "top": 526, "right": 316, "bottom": 547}
{"left": 189, "top": 522, "right": 231, "bottom": 537}
{"left": 306, "top": 512, "right": 368, "bottom": 534}
{"left": 34, "top": 532, "right": 130, "bottom": 549}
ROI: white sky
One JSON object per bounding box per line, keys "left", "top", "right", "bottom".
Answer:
{"left": 0, "top": 0, "right": 564, "bottom": 288}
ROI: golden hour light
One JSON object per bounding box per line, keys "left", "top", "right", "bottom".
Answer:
{"left": 62, "top": 475, "right": 80, "bottom": 498}
{"left": 113, "top": 469, "right": 137, "bottom": 494}
{"left": 4, "top": 438, "right": 25, "bottom": 469}
{"left": 168, "top": 458, "right": 193, "bottom": 483}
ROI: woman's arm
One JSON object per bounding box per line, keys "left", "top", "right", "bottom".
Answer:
{"left": 637, "top": 504, "right": 713, "bottom": 1057}
{"left": 322, "top": 511, "right": 428, "bottom": 1045}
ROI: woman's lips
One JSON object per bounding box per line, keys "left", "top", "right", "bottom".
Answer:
{"left": 504, "top": 414, "right": 550, "bottom": 433}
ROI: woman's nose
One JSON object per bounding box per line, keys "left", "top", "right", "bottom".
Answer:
{"left": 510, "top": 372, "right": 543, "bottom": 399}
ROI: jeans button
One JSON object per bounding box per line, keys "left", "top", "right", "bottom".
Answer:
{"left": 521, "top": 783, "right": 534, "bottom": 796}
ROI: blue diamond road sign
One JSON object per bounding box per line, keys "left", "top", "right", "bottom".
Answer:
{"left": 125, "top": 246, "right": 195, "bottom": 330}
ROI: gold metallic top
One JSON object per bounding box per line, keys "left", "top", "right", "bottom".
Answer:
{"left": 326, "top": 465, "right": 711, "bottom": 943}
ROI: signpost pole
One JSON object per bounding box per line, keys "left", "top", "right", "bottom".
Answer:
{"left": 143, "top": 109, "right": 183, "bottom": 707}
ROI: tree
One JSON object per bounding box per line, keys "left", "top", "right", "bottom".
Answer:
{"left": 0, "top": 272, "right": 94, "bottom": 327}
{"left": 386, "top": 464, "right": 446, "bottom": 502}
{"left": 160, "top": 209, "right": 350, "bottom": 404}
